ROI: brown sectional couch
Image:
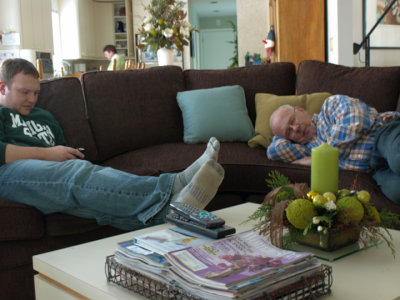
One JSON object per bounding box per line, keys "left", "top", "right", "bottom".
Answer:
{"left": 1, "top": 60, "right": 400, "bottom": 299}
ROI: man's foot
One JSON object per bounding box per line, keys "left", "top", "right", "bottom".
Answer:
{"left": 171, "top": 159, "right": 224, "bottom": 209}
{"left": 172, "top": 137, "right": 220, "bottom": 193}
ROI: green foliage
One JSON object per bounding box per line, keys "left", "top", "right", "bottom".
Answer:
{"left": 227, "top": 21, "right": 238, "bottom": 68}
{"left": 275, "top": 187, "right": 295, "bottom": 203}
{"left": 242, "top": 203, "right": 273, "bottom": 231}
{"left": 379, "top": 209, "right": 400, "bottom": 228}
{"left": 245, "top": 203, "right": 273, "bottom": 222}
{"left": 265, "top": 170, "right": 291, "bottom": 190}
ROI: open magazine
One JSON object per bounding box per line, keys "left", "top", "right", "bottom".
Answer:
{"left": 164, "top": 231, "right": 316, "bottom": 291}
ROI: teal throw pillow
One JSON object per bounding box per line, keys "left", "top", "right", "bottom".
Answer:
{"left": 177, "top": 85, "right": 255, "bottom": 144}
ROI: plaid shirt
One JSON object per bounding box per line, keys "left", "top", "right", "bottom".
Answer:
{"left": 267, "top": 95, "right": 400, "bottom": 171}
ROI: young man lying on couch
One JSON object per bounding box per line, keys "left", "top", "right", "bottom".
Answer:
{"left": 267, "top": 94, "right": 400, "bottom": 204}
{"left": 0, "top": 58, "right": 224, "bottom": 230}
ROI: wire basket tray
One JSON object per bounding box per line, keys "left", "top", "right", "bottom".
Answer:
{"left": 105, "top": 255, "right": 332, "bottom": 300}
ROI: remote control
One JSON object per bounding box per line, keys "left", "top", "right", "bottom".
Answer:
{"left": 165, "top": 212, "right": 235, "bottom": 239}
{"left": 169, "top": 202, "right": 225, "bottom": 228}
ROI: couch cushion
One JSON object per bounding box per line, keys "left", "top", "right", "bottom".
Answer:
{"left": 296, "top": 60, "right": 400, "bottom": 112}
{"left": 0, "top": 198, "right": 43, "bottom": 240}
{"left": 100, "top": 142, "right": 275, "bottom": 194}
{"left": 37, "top": 77, "right": 100, "bottom": 162}
{"left": 82, "top": 67, "right": 185, "bottom": 161}
{"left": 183, "top": 63, "right": 297, "bottom": 123}
{"left": 248, "top": 92, "right": 331, "bottom": 148}
{"left": 177, "top": 85, "right": 254, "bottom": 144}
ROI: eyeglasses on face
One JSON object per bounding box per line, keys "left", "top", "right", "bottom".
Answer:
{"left": 285, "top": 106, "right": 298, "bottom": 138}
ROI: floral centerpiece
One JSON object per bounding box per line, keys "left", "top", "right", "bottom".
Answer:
{"left": 246, "top": 171, "right": 399, "bottom": 256}
{"left": 137, "top": 0, "right": 194, "bottom": 53}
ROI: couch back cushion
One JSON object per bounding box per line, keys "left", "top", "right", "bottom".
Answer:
{"left": 296, "top": 60, "right": 400, "bottom": 112}
{"left": 82, "top": 66, "right": 185, "bottom": 161}
{"left": 37, "top": 77, "right": 100, "bottom": 161}
{"left": 183, "top": 63, "right": 297, "bottom": 123}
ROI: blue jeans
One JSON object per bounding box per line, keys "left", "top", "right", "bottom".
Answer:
{"left": 370, "top": 120, "right": 400, "bottom": 204}
{"left": 0, "top": 159, "right": 175, "bottom": 230}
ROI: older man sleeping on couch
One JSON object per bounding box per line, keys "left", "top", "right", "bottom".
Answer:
{"left": 267, "top": 94, "right": 400, "bottom": 204}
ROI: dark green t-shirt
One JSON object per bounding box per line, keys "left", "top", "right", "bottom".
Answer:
{"left": 0, "top": 107, "right": 66, "bottom": 166}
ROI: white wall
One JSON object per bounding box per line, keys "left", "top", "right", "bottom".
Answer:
{"left": 327, "top": 0, "right": 353, "bottom": 66}
{"left": 236, "top": 0, "right": 268, "bottom": 67}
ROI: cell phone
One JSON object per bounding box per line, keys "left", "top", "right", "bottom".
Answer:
{"left": 76, "top": 147, "right": 85, "bottom": 153}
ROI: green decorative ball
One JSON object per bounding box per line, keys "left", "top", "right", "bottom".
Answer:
{"left": 336, "top": 196, "right": 364, "bottom": 224}
{"left": 286, "top": 199, "right": 316, "bottom": 229}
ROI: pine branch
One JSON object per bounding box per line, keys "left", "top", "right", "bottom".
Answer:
{"left": 266, "top": 170, "right": 291, "bottom": 190}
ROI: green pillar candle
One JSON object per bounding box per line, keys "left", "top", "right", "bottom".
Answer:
{"left": 311, "top": 143, "right": 339, "bottom": 194}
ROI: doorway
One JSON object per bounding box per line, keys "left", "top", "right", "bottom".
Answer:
{"left": 200, "top": 28, "right": 235, "bottom": 69}
{"left": 188, "top": 0, "right": 237, "bottom": 69}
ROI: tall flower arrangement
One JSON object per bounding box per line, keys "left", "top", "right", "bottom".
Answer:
{"left": 137, "top": 0, "right": 194, "bottom": 52}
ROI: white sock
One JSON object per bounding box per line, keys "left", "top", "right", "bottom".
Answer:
{"left": 172, "top": 137, "right": 220, "bottom": 194}
{"left": 171, "top": 159, "right": 224, "bottom": 209}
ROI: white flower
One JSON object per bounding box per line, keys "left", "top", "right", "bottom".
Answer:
{"left": 324, "top": 200, "right": 337, "bottom": 211}
{"left": 143, "top": 16, "right": 151, "bottom": 24}
{"left": 317, "top": 225, "right": 324, "bottom": 232}
{"left": 181, "top": 20, "right": 191, "bottom": 28}
{"left": 312, "top": 217, "right": 320, "bottom": 224}
{"left": 143, "top": 23, "right": 154, "bottom": 32}
{"left": 162, "top": 28, "right": 173, "bottom": 38}
{"left": 180, "top": 26, "right": 190, "bottom": 37}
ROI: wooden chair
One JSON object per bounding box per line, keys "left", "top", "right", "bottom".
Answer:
{"left": 124, "top": 59, "right": 135, "bottom": 70}
{"left": 137, "top": 61, "right": 146, "bottom": 69}
{"left": 59, "top": 66, "right": 83, "bottom": 79}
{"left": 36, "top": 59, "right": 43, "bottom": 79}
{"left": 112, "top": 58, "right": 117, "bottom": 71}
{"left": 68, "top": 72, "right": 84, "bottom": 79}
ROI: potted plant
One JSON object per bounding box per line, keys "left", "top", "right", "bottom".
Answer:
{"left": 137, "top": 0, "right": 195, "bottom": 66}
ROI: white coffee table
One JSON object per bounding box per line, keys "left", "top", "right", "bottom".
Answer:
{"left": 33, "top": 202, "right": 400, "bottom": 300}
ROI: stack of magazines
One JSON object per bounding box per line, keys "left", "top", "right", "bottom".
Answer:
{"left": 106, "top": 228, "right": 332, "bottom": 299}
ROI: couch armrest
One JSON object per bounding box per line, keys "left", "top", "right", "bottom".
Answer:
{"left": 0, "top": 198, "right": 44, "bottom": 240}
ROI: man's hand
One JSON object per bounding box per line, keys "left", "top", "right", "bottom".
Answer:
{"left": 44, "top": 146, "right": 85, "bottom": 161}
{"left": 291, "top": 156, "right": 311, "bottom": 166}
{"left": 5, "top": 144, "right": 85, "bottom": 163}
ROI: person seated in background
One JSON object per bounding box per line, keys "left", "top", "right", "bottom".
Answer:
{"left": 267, "top": 94, "right": 400, "bottom": 204}
{"left": 0, "top": 58, "right": 225, "bottom": 230}
{"left": 103, "top": 44, "right": 125, "bottom": 71}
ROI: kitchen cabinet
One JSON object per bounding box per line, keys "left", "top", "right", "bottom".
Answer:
{"left": 59, "top": 0, "right": 113, "bottom": 59}
{"left": 269, "top": 0, "right": 326, "bottom": 68}
{"left": 0, "top": 0, "right": 53, "bottom": 52}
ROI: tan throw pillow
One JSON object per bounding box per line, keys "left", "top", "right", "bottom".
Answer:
{"left": 248, "top": 92, "right": 332, "bottom": 148}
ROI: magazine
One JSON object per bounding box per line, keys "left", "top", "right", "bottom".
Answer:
{"left": 164, "top": 231, "right": 314, "bottom": 290}
{"left": 133, "top": 227, "right": 212, "bottom": 255}
{"left": 116, "top": 240, "right": 169, "bottom": 268}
